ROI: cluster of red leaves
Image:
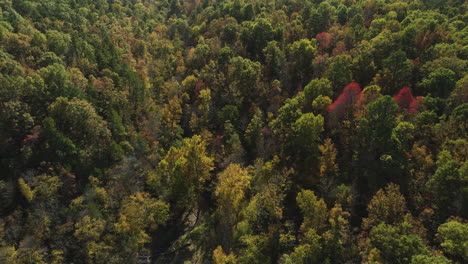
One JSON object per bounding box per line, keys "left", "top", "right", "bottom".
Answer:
{"left": 328, "top": 82, "right": 362, "bottom": 119}
{"left": 194, "top": 80, "right": 204, "bottom": 94}
{"left": 393, "top": 87, "right": 421, "bottom": 114}
{"left": 22, "top": 126, "right": 42, "bottom": 145}
{"left": 316, "top": 32, "right": 334, "bottom": 50}
{"left": 328, "top": 84, "right": 422, "bottom": 122}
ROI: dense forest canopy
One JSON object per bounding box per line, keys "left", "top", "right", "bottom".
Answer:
{"left": 0, "top": 0, "right": 467, "bottom": 263}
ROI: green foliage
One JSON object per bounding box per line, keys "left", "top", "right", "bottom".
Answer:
{"left": 363, "top": 183, "right": 408, "bottom": 230}
{"left": 369, "top": 223, "right": 428, "bottom": 264}
{"left": 436, "top": 220, "right": 468, "bottom": 261}
{"left": 292, "top": 113, "right": 324, "bottom": 150}
{"left": 0, "top": 1, "right": 466, "bottom": 263}
{"left": 419, "top": 68, "right": 456, "bottom": 98}
{"left": 426, "top": 159, "right": 467, "bottom": 217}
{"left": 411, "top": 254, "right": 451, "bottom": 264}
{"left": 288, "top": 38, "right": 317, "bottom": 85}
{"left": 304, "top": 78, "right": 333, "bottom": 103}
{"left": 297, "top": 190, "right": 328, "bottom": 231}
{"left": 327, "top": 55, "right": 353, "bottom": 91}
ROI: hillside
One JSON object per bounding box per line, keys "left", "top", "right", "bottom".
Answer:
{"left": 0, "top": 0, "right": 467, "bottom": 263}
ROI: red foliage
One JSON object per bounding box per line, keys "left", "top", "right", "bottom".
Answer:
{"left": 316, "top": 32, "right": 334, "bottom": 50}
{"left": 393, "top": 87, "right": 420, "bottom": 114}
{"left": 22, "top": 126, "right": 42, "bottom": 145}
{"left": 328, "top": 82, "right": 362, "bottom": 119}
{"left": 213, "top": 135, "right": 223, "bottom": 145}
{"left": 194, "top": 80, "right": 204, "bottom": 94}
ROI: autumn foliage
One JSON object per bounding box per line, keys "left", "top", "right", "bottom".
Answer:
{"left": 328, "top": 82, "right": 362, "bottom": 120}
{"left": 316, "top": 32, "right": 334, "bottom": 50}
{"left": 392, "top": 87, "right": 421, "bottom": 114}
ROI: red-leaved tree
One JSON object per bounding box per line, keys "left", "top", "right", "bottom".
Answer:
{"left": 316, "top": 32, "right": 334, "bottom": 50}
{"left": 393, "top": 87, "right": 420, "bottom": 114}
{"left": 328, "top": 82, "right": 362, "bottom": 120}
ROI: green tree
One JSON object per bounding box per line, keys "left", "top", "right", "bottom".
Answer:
{"left": 304, "top": 78, "right": 333, "bottom": 103}
{"left": 419, "top": 68, "right": 456, "bottom": 98}
{"left": 289, "top": 113, "right": 324, "bottom": 158}
{"left": 48, "top": 97, "right": 110, "bottom": 148}
{"left": 297, "top": 190, "right": 328, "bottom": 232}
{"left": 436, "top": 220, "right": 468, "bottom": 262}
{"left": 327, "top": 55, "right": 353, "bottom": 92}
{"left": 379, "top": 50, "right": 413, "bottom": 94}
{"left": 288, "top": 38, "right": 318, "bottom": 87}
{"left": 426, "top": 159, "right": 467, "bottom": 217}
{"left": 226, "top": 56, "right": 261, "bottom": 105}
{"left": 368, "top": 222, "right": 428, "bottom": 264}
{"left": 263, "top": 41, "right": 285, "bottom": 80}
{"left": 45, "top": 30, "right": 71, "bottom": 56}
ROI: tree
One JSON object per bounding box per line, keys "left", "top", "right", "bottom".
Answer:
{"left": 215, "top": 163, "right": 251, "bottom": 223}
{"left": 288, "top": 38, "right": 318, "bottom": 87}
{"left": 357, "top": 96, "right": 401, "bottom": 187}
{"left": 327, "top": 55, "right": 353, "bottom": 92}
{"left": 367, "top": 222, "right": 428, "bottom": 264}
{"left": 114, "top": 192, "right": 169, "bottom": 259}
{"left": 426, "top": 159, "right": 466, "bottom": 217}
{"left": 289, "top": 113, "right": 324, "bottom": 158}
{"left": 213, "top": 246, "right": 237, "bottom": 264}
{"left": 362, "top": 183, "right": 408, "bottom": 230}
{"left": 226, "top": 56, "right": 261, "bottom": 105}
{"left": 38, "top": 63, "right": 79, "bottom": 102}
{"left": 419, "top": 68, "right": 456, "bottom": 98}
{"left": 45, "top": 30, "right": 71, "bottom": 56}
{"left": 411, "top": 254, "right": 451, "bottom": 264}
{"left": 158, "top": 135, "right": 214, "bottom": 210}
{"left": 318, "top": 138, "right": 339, "bottom": 198}
{"left": 297, "top": 190, "right": 328, "bottom": 232}
{"left": 270, "top": 95, "right": 304, "bottom": 149}
{"left": 160, "top": 96, "right": 183, "bottom": 146}
{"left": 393, "top": 87, "right": 419, "bottom": 114}
{"left": 379, "top": 50, "right": 413, "bottom": 94}
{"left": 244, "top": 107, "right": 264, "bottom": 154}
{"left": 328, "top": 82, "right": 362, "bottom": 121}
{"left": 74, "top": 215, "right": 105, "bottom": 242}
{"left": 221, "top": 23, "right": 239, "bottom": 45}
{"left": 304, "top": 78, "right": 333, "bottom": 103}
{"left": 284, "top": 229, "right": 322, "bottom": 264}
{"left": 48, "top": 97, "right": 111, "bottom": 147}
{"left": 312, "top": 95, "right": 332, "bottom": 114}
{"left": 0, "top": 101, "right": 34, "bottom": 143}
{"left": 18, "top": 177, "right": 33, "bottom": 202}
{"left": 322, "top": 204, "right": 352, "bottom": 263}
{"left": 436, "top": 220, "right": 468, "bottom": 262}
{"left": 263, "top": 41, "right": 285, "bottom": 80}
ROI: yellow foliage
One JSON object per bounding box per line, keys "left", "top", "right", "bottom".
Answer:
{"left": 18, "top": 178, "right": 33, "bottom": 202}
{"left": 74, "top": 215, "right": 105, "bottom": 241}
{"left": 213, "top": 245, "right": 237, "bottom": 264}
{"left": 215, "top": 163, "right": 251, "bottom": 219}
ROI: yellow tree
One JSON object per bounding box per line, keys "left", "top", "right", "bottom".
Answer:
{"left": 362, "top": 183, "right": 408, "bottom": 230}
{"left": 318, "top": 138, "right": 339, "bottom": 198}
{"left": 158, "top": 135, "right": 214, "bottom": 210}
{"left": 215, "top": 163, "right": 251, "bottom": 222}
{"left": 114, "top": 192, "right": 169, "bottom": 258}
{"left": 215, "top": 164, "right": 251, "bottom": 248}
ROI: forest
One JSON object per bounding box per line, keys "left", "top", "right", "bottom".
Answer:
{"left": 0, "top": 0, "right": 467, "bottom": 263}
